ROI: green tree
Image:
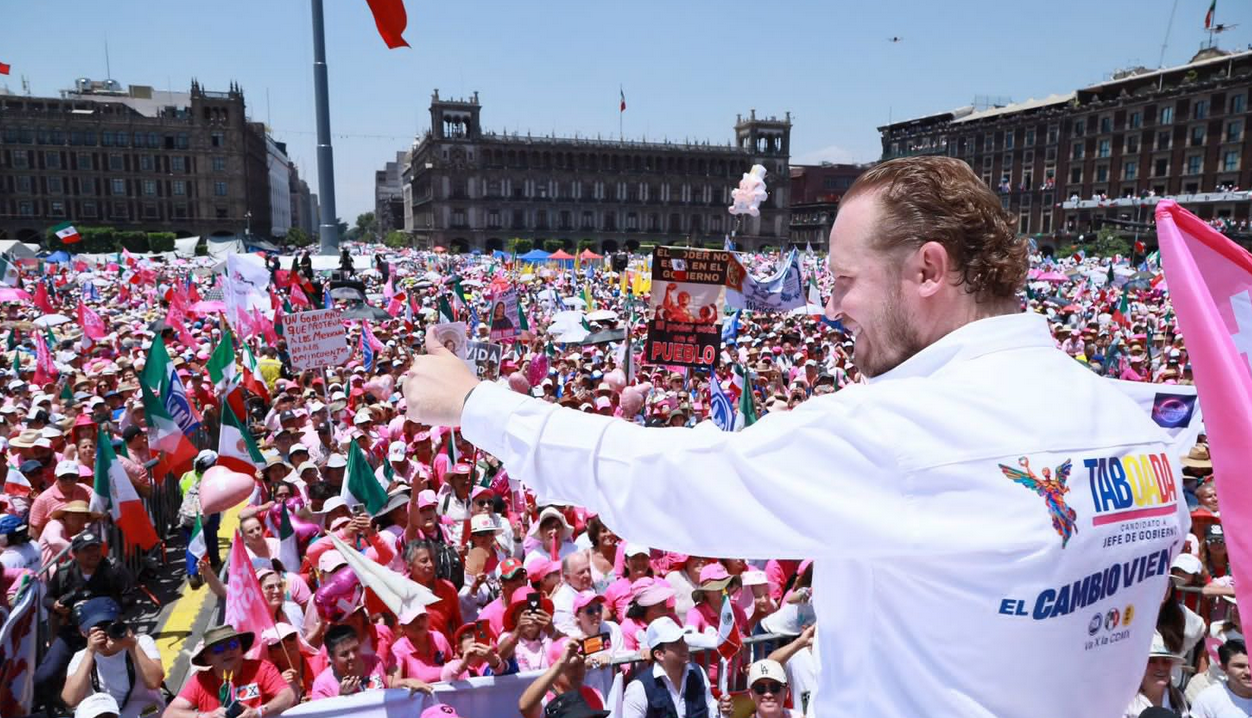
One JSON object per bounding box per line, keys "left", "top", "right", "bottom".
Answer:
{"left": 335, "top": 217, "right": 349, "bottom": 239}
{"left": 352, "top": 212, "right": 378, "bottom": 242}
{"left": 1089, "top": 226, "right": 1132, "bottom": 258}
{"left": 383, "top": 230, "right": 410, "bottom": 248}
{"left": 285, "top": 227, "right": 315, "bottom": 248}
{"left": 507, "top": 238, "right": 533, "bottom": 254}
{"left": 146, "top": 232, "right": 176, "bottom": 253}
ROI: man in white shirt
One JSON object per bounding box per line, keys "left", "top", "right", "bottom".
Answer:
{"left": 620, "top": 617, "right": 729, "bottom": 718}
{"left": 404, "top": 156, "right": 1188, "bottom": 718}
{"left": 62, "top": 598, "right": 166, "bottom": 718}
{"left": 551, "top": 550, "right": 593, "bottom": 636}
{"left": 1192, "top": 639, "right": 1252, "bottom": 718}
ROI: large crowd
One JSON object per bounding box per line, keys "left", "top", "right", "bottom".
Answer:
{"left": 0, "top": 239, "right": 1243, "bottom": 718}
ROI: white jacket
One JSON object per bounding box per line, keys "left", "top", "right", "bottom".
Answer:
{"left": 462, "top": 312, "right": 1190, "bottom": 718}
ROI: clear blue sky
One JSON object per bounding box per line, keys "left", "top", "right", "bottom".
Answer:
{"left": 4, "top": 0, "right": 1251, "bottom": 222}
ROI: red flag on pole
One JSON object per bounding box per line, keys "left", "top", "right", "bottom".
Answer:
{"left": 365, "top": 0, "right": 410, "bottom": 49}
{"left": 32, "top": 282, "right": 53, "bottom": 313}
{"left": 0, "top": 63, "right": 10, "bottom": 76}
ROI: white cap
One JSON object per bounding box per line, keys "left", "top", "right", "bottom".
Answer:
{"left": 623, "top": 543, "right": 650, "bottom": 558}
{"left": 741, "top": 569, "right": 769, "bottom": 587}
{"left": 1171, "top": 553, "right": 1204, "bottom": 576}
{"left": 326, "top": 453, "right": 347, "bottom": 468}
{"left": 75, "top": 692, "right": 121, "bottom": 718}
{"left": 1149, "top": 630, "right": 1184, "bottom": 661}
{"left": 470, "top": 513, "right": 502, "bottom": 534}
{"left": 319, "top": 496, "right": 348, "bottom": 515}
{"left": 7, "top": 379, "right": 24, "bottom": 390}
{"left": 747, "top": 659, "right": 788, "bottom": 687}
{"left": 318, "top": 549, "right": 348, "bottom": 574}
{"left": 55, "top": 460, "right": 80, "bottom": 478}
{"left": 289, "top": 443, "right": 309, "bottom": 456}
{"left": 398, "top": 602, "right": 428, "bottom": 625}
{"left": 388, "top": 441, "right": 407, "bottom": 462}
{"left": 353, "top": 409, "right": 373, "bottom": 425}
{"left": 310, "top": 401, "right": 326, "bottom": 413}
{"left": 644, "top": 616, "right": 692, "bottom": 650}
{"left": 41, "top": 426, "right": 63, "bottom": 439}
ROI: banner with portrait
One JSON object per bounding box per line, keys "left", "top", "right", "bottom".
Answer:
{"left": 645, "top": 246, "right": 739, "bottom": 369}
{"left": 487, "top": 288, "right": 519, "bottom": 342}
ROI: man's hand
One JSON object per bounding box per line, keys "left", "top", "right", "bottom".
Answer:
{"left": 403, "top": 336, "right": 480, "bottom": 427}
{"left": 718, "top": 693, "right": 735, "bottom": 717}
{"left": 116, "top": 627, "right": 139, "bottom": 651}
{"left": 799, "top": 623, "right": 816, "bottom": 648}
{"left": 282, "top": 668, "right": 299, "bottom": 686}
{"left": 86, "top": 627, "right": 108, "bottom": 654}
{"left": 53, "top": 600, "right": 71, "bottom": 617}
{"left": 392, "top": 677, "right": 433, "bottom": 696}
{"left": 339, "top": 674, "right": 362, "bottom": 695}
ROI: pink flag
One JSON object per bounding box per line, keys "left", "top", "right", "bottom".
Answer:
{"left": 32, "top": 282, "right": 53, "bottom": 314}
{"left": 383, "top": 274, "right": 395, "bottom": 300}
{"left": 361, "top": 320, "right": 384, "bottom": 351}
{"left": 32, "top": 332, "right": 56, "bottom": 386}
{"left": 1157, "top": 198, "right": 1252, "bottom": 611}
{"left": 77, "top": 301, "right": 106, "bottom": 340}
{"left": 223, "top": 532, "right": 275, "bottom": 659}
{"left": 252, "top": 308, "right": 279, "bottom": 346}
{"left": 386, "top": 296, "right": 404, "bottom": 317}
{"left": 290, "top": 282, "right": 311, "bottom": 308}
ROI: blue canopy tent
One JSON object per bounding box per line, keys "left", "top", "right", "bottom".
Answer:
{"left": 518, "top": 249, "right": 552, "bottom": 263}
{"left": 44, "top": 250, "right": 71, "bottom": 263}
{"left": 491, "top": 250, "right": 511, "bottom": 261}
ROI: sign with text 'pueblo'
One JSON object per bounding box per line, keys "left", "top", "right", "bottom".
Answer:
{"left": 283, "top": 309, "right": 351, "bottom": 370}
{"left": 646, "top": 246, "right": 737, "bottom": 368}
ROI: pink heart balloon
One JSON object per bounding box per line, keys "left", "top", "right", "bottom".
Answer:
{"left": 376, "top": 374, "right": 395, "bottom": 397}
{"left": 199, "top": 465, "right": 256, "bottom": 514}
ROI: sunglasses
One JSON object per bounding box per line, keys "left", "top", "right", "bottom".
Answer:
{"left": 473, "top": 499, "right": 493, "bottom": 507}
{"left": 210, "top": 638, "right": 241, "bottom": 654}
{"left": 753, "top": 681, "right": 784, "bottom": 696}
{"left": 581, "top": 604, "right": 603, "bottom": 615}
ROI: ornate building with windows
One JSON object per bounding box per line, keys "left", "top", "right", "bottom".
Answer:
{"left": 878, "top": 47, "right": 1252, "bottom": 246}
{"left": 0, "top": 78, "right": 275, "bottom": 242}
{"left": 402, "top": 91, "right": 792, "bottom": 253}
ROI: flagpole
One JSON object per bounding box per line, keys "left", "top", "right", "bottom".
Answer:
{"left": 310, "top": 0, "right": 340, "bottom": 256}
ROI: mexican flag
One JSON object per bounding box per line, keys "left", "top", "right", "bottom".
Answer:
{"left": 437, "top": 295, "right": 456, "bottom": 324}
{"left": 140, "top": 383, "right": 197, "bottom": 479}
{"left": 1113, "top": 291, "right": 1131, "bottom": 327}
{"left": 341, "top": 439, "right": 387, "bottom": 514}
{"left": 0, "top": 254, "right": 19, "bottom": 286}
{"left": 188, "top": 512, "right": 206, "bottom": 562}
{"left": 517, "top": 299, "right": 529, "bottom": 332}
{"left": 277, "top": 503, "right": 299, "bottom": 573}
{"left": 716, "top": 590, "right": 743, "bottom": 660}
{"left": 90, "top": 427, "right": 158, "bottom": 550}
{"left": 1206, "top": 0, "right": 1216, "bottom": 29}
{"left": 239, "top": 342, "right": 270, "bottom": 402}
{"left": 207, "top": 329, "right": 246, "bottom": 420}
{"left": 734, "top": 364, "right": 757, "bottom": 431}
{"left": 218, "top": 400, "right": 263, "bottom": 474}
{"left": 51, "top": 221, "right": 81, "bottom": 245}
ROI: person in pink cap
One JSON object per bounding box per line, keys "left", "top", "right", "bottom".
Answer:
{"left": 261, "top": 621, "right": 324, "bottom": 702}
{"left": 496, "top": 585, "right": 556, "bottom": 672}
{"left": 619, "top": 578, "right": 677, "bottom": 652}
{"left": 663, "top": 554, "right": 709, "bottom": 619}
{"left": 567, "top": 590, "right": 626, "bottom": 667}
{"left": 526, "top": 556, "right": 564, "bottom": 599}
{"left": 393, "top": 603, "right": 454, "bottom": 685}
{"left": 308, "top": 623, "right": 432, "bottom": 700}
{"left": 407, "top": 488, "right": 449, "bottom": 543}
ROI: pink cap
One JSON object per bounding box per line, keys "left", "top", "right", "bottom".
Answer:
{"left": 417, "top": 489, "right": 438, "bottom": 509}
{"left": 573, "top": 590, "right": 605, "bottom": 612}
{"left": 470, "top": 485, "right": 491, "bottom": 500}
{"left": 527, "top": 557, "right": 561, "bottom": 581}
{"left": 697, "top": 563, "right": 730, "bottom": 584}
{"left": 631, "top": 577, "right": 676, "bottom": 607}
{"left": 420, "top": 706, "right": 463, "bottom": 718}
{"left": 449, "top": 462, "right": 472, "bottom": 474}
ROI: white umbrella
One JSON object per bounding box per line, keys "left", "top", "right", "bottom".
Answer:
{"left": 562, "top": 296, "right": 587, "bottom": 309}
{"left": 35, "top": 313, "right": 71, "bottom": 327}
{"left": 586, "top": 309, "right": 618, "bottom": 322}
{"left": 460, "top": 279, "right": 484, "bottom": 288}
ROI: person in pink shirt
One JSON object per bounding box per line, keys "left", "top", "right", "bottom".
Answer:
{"left": 764, "top": 559, "right": 801, "bottom": 604}
{"left": 309, "top": 624, "right": 430, "bottom": 699}
{"left": 603, "top": 543, "right": 655, "bottom": 622}
{"left": 38, "top": 499, "right": 95, "bottom": 569}
{"left": 440, "top": 621, "right": 516, "bottom": 681}
{"left": 28, "top": 460, "right": 90, "bottom": 539}
{"left": 685, "top": 563, "right": 751, "bottom": 686}
{"left": 394, "top": 604, "right": 454, "bottom": 684}
{"left": 526, "top": 556, "right": 564, "bottom": 599}
{"left": 619, "top": 578, "right": 677, "bottom": 652}
{"left": 496, "top": 586, "right": 556, "bottom": 672}
{"left": 478, "top": 558, "right": 528, "bottom": 636}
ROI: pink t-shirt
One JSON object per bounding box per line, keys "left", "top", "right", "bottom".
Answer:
{"left": 478, "top": 596, "right": 508, "bottom": 636}
{"left": 309, "top": 653, "right": 387, "bottom": 699}
{"left": 395, "top": 631, "right": 454, "bottom": 684}
{"left": 499, "top": 631, "right": 550, "bottom": 672}
{"left": 29, "top": 483, "right": 90, "bottom": 535}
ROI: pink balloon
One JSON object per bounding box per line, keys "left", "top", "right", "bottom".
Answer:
{"left": 314, "top": 566, "right": 362, "bottom": 622}
{"left": 620, "top": 388, "right": 644, "bottom": 416}
{"left": 376, "top": 374, "right": 395, "bottom": 397}
{"left": 526, "top": 354, "right": 549, "bottom": 388}
{"left": 198, "top": 466, "right": 255, "bottom": 514}
{"left": 604, "top": 370, "right": 626, "bottom": 393}
{"left": 507, "top": 372, "right": 531, "bottom": 394}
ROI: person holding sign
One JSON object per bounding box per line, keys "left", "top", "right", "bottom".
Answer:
{"left": 402, "top": 156, "right": 1187, "bottom": 718}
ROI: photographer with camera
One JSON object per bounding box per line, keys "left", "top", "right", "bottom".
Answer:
{"left": 36, "top": 530, "right": 134, "bottom": 710}
{"left": 62, "top": 597, "right": 166, "bottom": 718}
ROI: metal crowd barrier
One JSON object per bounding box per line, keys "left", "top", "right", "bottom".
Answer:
{"left": 607, "top": 632, "right": 792, "bottom": 693}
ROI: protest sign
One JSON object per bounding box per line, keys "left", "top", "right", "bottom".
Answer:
{"left": 430, "top": 321, "right": 475, "bottom": 372}
{"left": 645, "top": 246, "right": 735, "bottom": 368}
{"left": 283, "top": 308, "right": 350, "bottom": 370}
{"left": 466, "top": 341, "right": 503, "bottom": 377}
{"left": 487, "top": 288, "right": 519, "bottom": 342}
{"left": 726, "top": 248, "right": 806, "bottom": 312}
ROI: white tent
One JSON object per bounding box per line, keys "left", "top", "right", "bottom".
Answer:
{"left": 173, "top": 236, "right": 201, "bottom": 259}
{"left": 0, "top": 240, "right": 38, "bottom": 261}
{"left": 207, "top": 235, "right": 245, "bottom": 261}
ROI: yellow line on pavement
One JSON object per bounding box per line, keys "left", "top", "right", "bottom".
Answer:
{"left": 154, "top": 505, "right": 242, "bottom": 668}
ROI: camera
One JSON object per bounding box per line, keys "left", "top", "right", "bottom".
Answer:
{"left": 106, "top": 620, "right": 129, "bottom": 640}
